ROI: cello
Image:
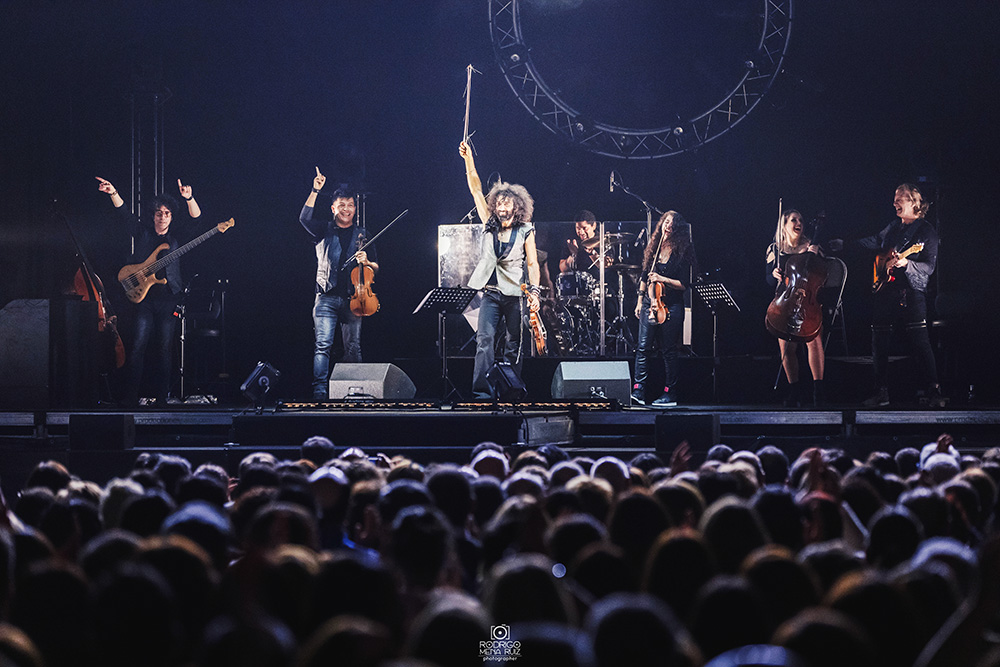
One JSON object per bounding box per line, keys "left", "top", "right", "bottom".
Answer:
{"left": 765, "top": 206, "right": 828, "bottom": 343}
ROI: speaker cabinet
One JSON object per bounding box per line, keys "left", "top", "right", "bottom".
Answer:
{"left": 654, "top": 413, "right": 720, "bottom": 455}
{"left": 551, "top": 361, "right": 631, "bottom": 403}
{"left": 328, "top": 363, "right": 416, "bottom": 400}
{"left": 70, "top": 414, "right": 135, "bottom": 450}
{"left": 0, "top": 298, "right": 98, "bottom": 409}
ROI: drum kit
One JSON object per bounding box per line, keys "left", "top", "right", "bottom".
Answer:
{"left": 546, "top": 232, "right": 640, "bottom": 356}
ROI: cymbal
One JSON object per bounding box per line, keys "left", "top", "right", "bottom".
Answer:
{"left": 608, "top": 263, "right": 640, "bottom": 272}
{"left": 582, "top": 232, "right": 636, "bottom": 249}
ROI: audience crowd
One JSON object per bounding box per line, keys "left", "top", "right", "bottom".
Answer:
{"left": 1, "top": 432, "right": 999, "bottom": 667}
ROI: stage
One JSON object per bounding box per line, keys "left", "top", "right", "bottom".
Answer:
{"left": 2, "top": 397, "right": 998, "bottom": 492}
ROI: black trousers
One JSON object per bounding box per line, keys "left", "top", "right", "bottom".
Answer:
{"left": 871, "top": 286, "right": 938, "bottom": 390}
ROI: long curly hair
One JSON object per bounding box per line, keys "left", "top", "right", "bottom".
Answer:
{"left": 642, "top": 210, "right": 695, "bottom": 274}
{"left": 486, "top": 181, "right": 534, "bottom": 226}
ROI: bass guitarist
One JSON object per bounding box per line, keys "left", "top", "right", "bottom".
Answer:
{"left": 859, "top": 183, "right": 944, "bottom": 407}
{"left": 96, "top": 176, "right": 203, "bottom": 406}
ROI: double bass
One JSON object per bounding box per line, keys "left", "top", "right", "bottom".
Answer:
{"left": 62, "top": 217, "right": 126, "bottom": 371}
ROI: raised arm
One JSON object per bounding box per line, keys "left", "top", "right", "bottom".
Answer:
{"left": 96, "top": 176, "right": 124, "bottom": 209}
{"left": 460, "top": 141, "right": 490, "bottom": 225}
{"left": 177, "top": 178, "right": 202, "bottom": 219}
{"left": 299, "top": 167, "right": 328, "bottom": 239}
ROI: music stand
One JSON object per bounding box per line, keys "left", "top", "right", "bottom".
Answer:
{"left": 692, "top": 282, "right": 740, "bottom": 403}
{"left": 414, "top": 287, "right": 478, "bottom": 400}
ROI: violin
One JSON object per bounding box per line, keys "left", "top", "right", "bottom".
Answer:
{"left": 349, "top": 230, "right": 379, "bottom": 317}
{"left": 520, "top": 283, "right": 546, "bottom": 355}
{"left": 645, "top": 229, "right": 669, "bottom": 324}
{"left": 648, "top": 280, "right": 669, "bottom": 324}
{"left": 765, "top": 249, "right": 828, "bottom": 343}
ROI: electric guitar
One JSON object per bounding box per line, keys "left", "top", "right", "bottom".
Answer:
{"left": 872, "top": 242, "right": 923, "bottom": 293}
{"left": 118, "top": 218, "right": 234, "bottom": 303}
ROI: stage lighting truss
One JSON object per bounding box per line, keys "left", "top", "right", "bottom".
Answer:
{"left": 488, "top": 0, "right": 794, "bottom": 159}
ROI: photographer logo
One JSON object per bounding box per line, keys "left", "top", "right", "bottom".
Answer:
{"left": 479, "top": 624, "right": 520, "bottom": 662}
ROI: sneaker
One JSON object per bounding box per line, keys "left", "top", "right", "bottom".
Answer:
{"left": 862, "top": 387, "right": 890, "bottom": 408}
{"left": 631, "top": 391, "right": 646, "bottom": 406}
{"left": 652, "top": 388, "right": 677, "bottom": 407}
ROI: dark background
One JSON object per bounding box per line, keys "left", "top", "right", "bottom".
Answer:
{"left": 2, "top": 0, "right": 998, "bottom": 402}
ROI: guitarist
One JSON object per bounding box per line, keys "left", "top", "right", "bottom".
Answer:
{"left": 859, "top": 183, "right": 944, "bottom": 407}
{"left": 96, "top": 176, "right": 203, "bottom": 406}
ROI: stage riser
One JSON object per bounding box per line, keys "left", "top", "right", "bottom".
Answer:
{"left": 231, "top": 413, "right": 573, "bottom": 449}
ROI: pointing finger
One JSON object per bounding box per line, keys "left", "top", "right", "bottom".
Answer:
{"left": 177, "top": 178, "right": 183, "bottom": 188}
{"left": 315, "top": 166, "right": 322, "bottom": 176}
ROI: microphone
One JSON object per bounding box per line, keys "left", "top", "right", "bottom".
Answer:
{"left": 634, "top": 227, "right": 647, "bottom": 248}
{"left": 461, "top": 207, "right": 477, "bottom": 223}
{"left": 610, "top": 171, "right": 615, "bottom": 193}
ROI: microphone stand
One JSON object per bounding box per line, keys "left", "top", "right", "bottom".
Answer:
{"left": 611, "top": 172, "right": 663, "bottom": 239}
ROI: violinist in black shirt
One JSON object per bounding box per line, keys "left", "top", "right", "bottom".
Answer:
{"left": 631, "top": 211, "right": 696, "bottom": 407}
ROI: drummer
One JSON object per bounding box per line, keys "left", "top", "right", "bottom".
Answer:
{"left": 559, "top": 210, "right": 602, "bottom": 276}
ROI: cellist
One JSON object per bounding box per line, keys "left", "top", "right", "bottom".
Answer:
{"left": 766, "top": 209, "right": 827, "bottom": 406}
{"left": 632, "top": 211, "right": 696, "bottom": 407}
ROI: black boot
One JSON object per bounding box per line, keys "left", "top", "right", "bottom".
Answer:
{"left": 783, "top": 382, "right": 801, "bottom": 408}
{"left": 813, "top": 379, "right": 826, "bottom": 407}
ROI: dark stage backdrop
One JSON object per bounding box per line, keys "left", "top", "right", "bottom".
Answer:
{"left": 2, "top": 1, "right": 998, "bottom": 401}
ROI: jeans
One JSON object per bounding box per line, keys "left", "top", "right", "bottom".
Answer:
{"left": 634, "top": 299, "right": 684, "bottom": 393}
{"left": 473, "top": 290, "right": 523, "bottom": 399}
{"left": 129, "top": 297, "right": 178, "bottom": 403}
{"left": 871, "top": 286, "right": 937, "bottom": 390}
{"left": 313, "top": 292, "right": 362, "bottom": 398}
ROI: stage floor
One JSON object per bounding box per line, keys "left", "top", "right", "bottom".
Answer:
{"left": 2, "top": 400, "right": 997, "bottom": 490}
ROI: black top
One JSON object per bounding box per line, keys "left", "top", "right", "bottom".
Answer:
{"left": 121, "top": 207, "right": 196, "bottom": 299}
{"left": 645, "top": 253, "right": 692, "bottom": 307}
{"left": 858, "top": 218, "right": 938, "bottom": 292}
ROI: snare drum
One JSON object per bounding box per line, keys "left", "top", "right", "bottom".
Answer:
{"left": 557, "top": 271, "right": 595, "bottom": 299}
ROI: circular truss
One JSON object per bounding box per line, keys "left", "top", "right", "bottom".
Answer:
{"left": 488, "top": 0, "right": 794, "bottom": 160}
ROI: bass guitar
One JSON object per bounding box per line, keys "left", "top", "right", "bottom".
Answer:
{"left": 119, "top": 218, "right": 234, "bottom": 303}
{"left": 872, "top": 242, "right": 923, "bottom": 293}
{"left": 520, "top": 283, "right": 546, "bottom": 356}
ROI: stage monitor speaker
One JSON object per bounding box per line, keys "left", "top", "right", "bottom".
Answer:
{"left": 654, "top": 413, "right": 720, "bottom": 456}
{"left": 328, "top": 363, "right": 416, "bottom": 400}
{"left": 551, "top": 361, "right": 631, "bottom": 403}
{"left": 70, "top": 414, "right": 135, "bottom": 450}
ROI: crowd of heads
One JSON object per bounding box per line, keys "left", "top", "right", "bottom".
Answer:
{"left": 1, "top": 432, "right": 998, "bottom": 667}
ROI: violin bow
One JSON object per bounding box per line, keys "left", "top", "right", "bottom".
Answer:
{"left": 339, "top": 209, "right": 409, "bottom": 271}
{"left": 463, "top": 64, "right": 481, "bottom": 146}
